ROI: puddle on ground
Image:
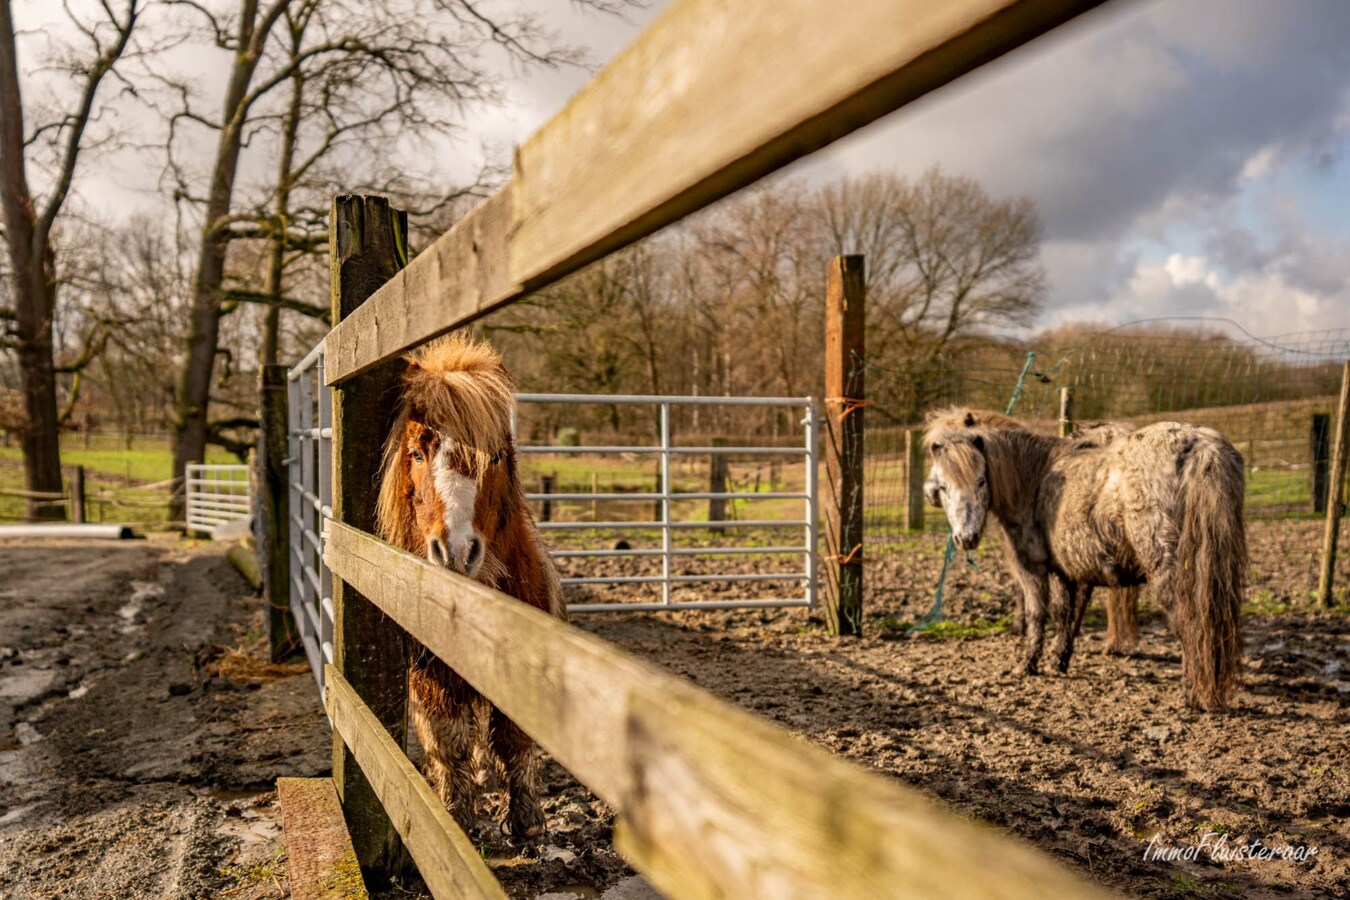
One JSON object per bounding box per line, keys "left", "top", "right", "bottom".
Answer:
{"left": 117, "top": 581, "right": 163, "bottom": 634}
{"left": 0, "top": 667, "right": 59, "bottom": 703}
{"left": 536, "top": 888, "right": 601, "bottom": 900}
{"left": 0, "top": 804, "right": 36, "bottom": 827}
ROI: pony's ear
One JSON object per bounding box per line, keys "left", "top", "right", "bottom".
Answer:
{"left": 963, "top": 411, "right": 976, "bottom": 427}
{"left": 972, "top": 434, "right": 985, "bottom": 453}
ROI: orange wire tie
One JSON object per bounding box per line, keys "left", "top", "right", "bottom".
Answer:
{"left": 823, "top": 543, "right": 864, "bottom": 565}
{"left": 825, "top": 396, "right": 872, "bottom": 421}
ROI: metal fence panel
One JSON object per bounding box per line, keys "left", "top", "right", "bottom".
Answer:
{"left": 515, "top": 393, "right": 820, "bottom": 613}
{"left": 185, "top": 464, "right": 250, "bottom": 536}
{"left": 288, "top": 341, "right": 333, "bottom": 699}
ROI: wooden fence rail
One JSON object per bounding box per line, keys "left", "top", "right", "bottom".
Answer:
{"left": 324, "top": 521, "right": 1110, "bottom": 899}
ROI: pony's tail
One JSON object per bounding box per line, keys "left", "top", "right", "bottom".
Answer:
{"left": 1172, "top": 440, "right": 1246, "bottom": 711}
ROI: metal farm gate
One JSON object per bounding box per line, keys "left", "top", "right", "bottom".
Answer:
{"left": 286, "top": 342, "right": 334, "bottom": 697}
{"left": 185, "top": 463, "right": 251, "bottom": 537}
{"left": 516, "top": 393, "right": 820, "bottom": 612}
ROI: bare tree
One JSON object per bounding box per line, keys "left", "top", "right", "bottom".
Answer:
{"left": 816, "top": 168, "right": 1045, "bottom": 420}
{"left": 162, "top": 0, "right": 628, "bottom": 520}
{"left": 0, "top": 0, "right": 146, "bottom": 519}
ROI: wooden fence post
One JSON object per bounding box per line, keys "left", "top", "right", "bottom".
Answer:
{"left": 259, "top": 364, "right": 299, "bottom": 662}
{"left": 540, "top": 473, "right": 555, "bottom": 522}
{"left": 1316, "top": 361, "right": 1350, "bottom": 608}
{"left": 1058, "top": 387, "right": 1074, "bottom": 438}
{"left": 71, "top": 466, "right": 85, "bottom": 524}
{"left": 330, "top": 195, "right": 411, "bottom": 880}
{"left": 1311, "top": 413, "right": 1331, "bottom": 514}
{"left": 709, "top": 437, "right": 729, "bottom": 534}
{"left": 823, "top": 255, "right": 865, "bottom": 637}
{"left": 905, "top": 429, "right": 924, "bottom": 532}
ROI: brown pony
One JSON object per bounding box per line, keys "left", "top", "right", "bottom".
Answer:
{"left": 376, "top": 333, "right": 565, "bottom": 838}
{"left": 923, "top": 409, "right": 1246, "bottom": 710}
{"left": 924, "top": 409, "right": 1140, "bottom": 656}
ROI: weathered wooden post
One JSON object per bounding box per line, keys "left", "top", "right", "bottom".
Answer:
{"left": 1311, "top": 413, "right": 1331, "bottom": 513}
{"left": 1316, "top": 361, "right": 1350, "bottom": 607}
{"left": 1058, "top": 387, "right": 1074, "bottom": 438}
{"left": 823, "top": 255, "right": 865, "bottom": 637}
{"left": 71, "top": 466, "right": 85, "bottom": 524}
{"left": 709, "top": 437, "right": 729, "bottom": 534}
{"left": 905, "top": 428, "right": 925, "bottom": 532}
{"left": 329, "top": 195, "right": 411, "bottom": 879}
{"left": 259, "top": 364, "right": 299, "bottom": 662}
{"left": 539, "top": 473, "right": 555, "bottom": 522}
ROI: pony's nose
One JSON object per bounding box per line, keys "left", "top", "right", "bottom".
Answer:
{"left": 465, "top": 536, "right": 484, "bottom": 573}
{"left": 427, "top": 535, "right": 451, "bottom": 568}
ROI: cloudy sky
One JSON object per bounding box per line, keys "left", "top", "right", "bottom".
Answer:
{"left": 27, "top": 0, "right": 1350, "bottom": 338}
{"left": 453, "top": 0, "right": 1350, "bottom": 338}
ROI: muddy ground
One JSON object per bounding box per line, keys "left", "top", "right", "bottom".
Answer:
{"left": 2, "top": 521, "right": 1347, "bottom": 898}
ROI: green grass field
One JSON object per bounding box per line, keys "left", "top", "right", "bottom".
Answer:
{"left": 0, "top": 436, "right": 236, "bottom": 526}
{"left": 0, "top": 436, "right": 1324, "bottom": 529}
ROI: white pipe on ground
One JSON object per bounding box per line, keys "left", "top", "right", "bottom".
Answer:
{"left": 0, "top": 524, "right": 136, "bottom": 540}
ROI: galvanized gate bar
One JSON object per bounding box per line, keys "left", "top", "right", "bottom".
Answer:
{"left": 287, "top": 341, "right": 334, "bottom": 701}
{"left": 513, "top": 393, "right": 820, "bottom": 613}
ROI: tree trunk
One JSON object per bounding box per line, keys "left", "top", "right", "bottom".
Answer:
{"left": 170, "top": 7, "right": 263, "bottom": 522}
{"left": 0, "top": 1, "right": 64, "bottom": 521}
{"left": 14, "top": 270, "right": 65, "bottom": 521}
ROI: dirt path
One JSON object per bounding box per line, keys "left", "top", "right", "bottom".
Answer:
{"left": 2, "top": 525, "right": 1345, "bottom": 899}
{"left": 0, "top": 537, "right": 328, "bottom": 899}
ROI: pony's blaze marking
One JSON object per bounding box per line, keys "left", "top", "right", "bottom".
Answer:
{"left": 430, "top": 439, "right": 484, "bottom": 576}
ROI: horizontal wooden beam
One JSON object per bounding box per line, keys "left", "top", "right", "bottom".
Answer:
{"left": 325, "top": 668, "right": 507, "bottom": 900}
{"left": 324, "top": 0, "right": 1108, "bottom": 384}
{"left": 324, "top": 521, "right": 1111, "bottom": 900}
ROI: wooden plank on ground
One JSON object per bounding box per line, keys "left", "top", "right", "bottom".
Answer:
{"left": 323, "top": 521, "right": 1113, "bottom": 900}
{"left": 324, "top": 0, "right": 1108, "bottom": 384}
{"left": 277, "top": 777, "right": 369, "bottom": 900}
{"left": 325, "top": 668, "right": 508, "bottom": 900}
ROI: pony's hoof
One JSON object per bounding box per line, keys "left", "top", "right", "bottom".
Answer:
{"left": 449, "top": 801, "right": 478, "bottom": 837}
{"left": 505, "top": 803, "right": 547, "bottom": 841}
{"left": 1054, "top": 656, "right": 1072, "bottom": 674}
{"left": 1020, "top": 661, "right": 1039, "bottom": 676}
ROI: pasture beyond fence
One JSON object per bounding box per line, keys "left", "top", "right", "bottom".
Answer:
{"left": 248, "top": 0, "right": 1141, "bottom": 894}
{"left": 865, "top": 328, "right": 1350, "bottom": 547}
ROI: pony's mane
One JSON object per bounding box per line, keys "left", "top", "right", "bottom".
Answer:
{"left": 924, "top": 414, "right": 1058, "bottom": 515}
{"left": 924, "top": 406, "right": 1024, "bottom": 432}
{"left": 376, "top": 333, "right": 517, "bottom": 552}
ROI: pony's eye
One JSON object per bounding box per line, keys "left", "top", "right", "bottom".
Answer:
{"left": 977, "top": 475, "right": 987, "bottom": 488}
{"left": 410, "top": 449, "right": 425, "bottom": 463}
{"left": 490, "top": 450, "right": 503, "bottom": 465}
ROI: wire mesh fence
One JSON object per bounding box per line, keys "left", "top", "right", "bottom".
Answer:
{"left": 864, "top": 324, "right": 1350, "bottom": 555}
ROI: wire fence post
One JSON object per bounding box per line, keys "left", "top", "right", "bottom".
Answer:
{"left": 905, "top": 428, "right": 924, "bottom": 532}
{"left": 71, "top": 466, "right": 85, "bottom": 524}
{"left": 329, "top": 194, "right": 411, "bottom": 880}
{"left": 823, "top": 255, "right": 865, "bottom": 637}
{"left": 1316, "top": 361, "right": 1350, "bottom": 608}
{"left": 1059, "top": 387, "right": 1074, "bottom": 437}
{"left": 1311, "top": 413, "right": 1331, "bottom": 514}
